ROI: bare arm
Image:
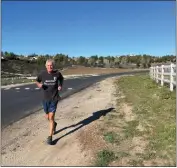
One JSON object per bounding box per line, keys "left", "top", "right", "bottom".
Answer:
{"left": 36, "top": 72, "right": 43, "bottom": 88}
{"left": 36, "top": 81, "right": 43, "bottom": 88}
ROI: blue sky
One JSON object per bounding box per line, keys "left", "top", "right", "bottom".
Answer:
{"left": 2, "top": 1, "right": 176, "bottom": 57}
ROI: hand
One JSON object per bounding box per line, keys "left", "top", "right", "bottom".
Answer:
{"left": 58, "top": 86, "right": 62, "bottom": 91}
{"left": 38, "top": 83, "right": 43, "bottom": 88}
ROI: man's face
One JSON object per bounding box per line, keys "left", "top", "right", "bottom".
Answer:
{"left": 46, "top": 62, "right": 53, "bottom": 73}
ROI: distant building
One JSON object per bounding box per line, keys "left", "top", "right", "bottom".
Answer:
{"left": 27, "top": 56, "right": 38, "bottom": 61}
{"left": 128, "top": 54, "right": 135, "bottom": 56}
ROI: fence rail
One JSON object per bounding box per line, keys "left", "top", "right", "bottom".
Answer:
{"left": 149, "top": 63, "right": 176, "bottom": 91}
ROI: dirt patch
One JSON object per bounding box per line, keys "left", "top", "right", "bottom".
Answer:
{"left": 121, "top": 103, "right": 134, "bottom": 122}
{"left": 78, "top": 122, "right": 108, "bottom": 166}
{"left": 62, "top": 66, "right": 142, "bottom": 75}
{"left": 143, "top": 158, "right": 170, "bottom": 167}
{"left": 137, "top": 123, "right": 145, "bottom": 132}
{"left": 1, "top": 77, "right": 117, "bottom": 166}
{"left": 130, "top": 137, "right": 148, "bottom": 155}
{"left": 79, "top": 123, "right": 108, "bottom": 153}
{"left": 110, "top": 157, "right": 130, "bottom": 166}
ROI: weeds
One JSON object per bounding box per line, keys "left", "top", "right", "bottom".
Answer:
{"left": 95, "top": 74, "right": 176, "bottom": 166}
{"left": 95, "top": 149, "right": 115, "bottom": 166}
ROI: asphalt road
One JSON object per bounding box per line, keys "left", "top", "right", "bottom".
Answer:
{"left": 1, "top": 71, "right": 148, "bottom": 129}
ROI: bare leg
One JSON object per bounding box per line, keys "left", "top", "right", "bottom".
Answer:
{"left": 48, "top": 112, "right": 55, "bottom": 136}
{"left": 45, "top": 113, "right": 49, "bottom": 120}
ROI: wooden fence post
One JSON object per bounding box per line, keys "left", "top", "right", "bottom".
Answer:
{"left": 161, "top": 65, "right": 164, "bottom": 86}
{"left": 150, "top": 67, "right": 152, "bottom": 79}
{"left": 149, "top": 63, "right": 176, "bottom": 91}
{"left": 156, "top": 66, "right": 159, "bottom": 83}
{"left": 170, "top": 63, "right": 174, "bottom": 91}
{"left": 153, "top": 66, "right": 156, "bottom": 80}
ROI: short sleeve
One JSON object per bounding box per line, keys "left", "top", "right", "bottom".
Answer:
{"left": 36, "top": 72, "right": 42, "bottom": 83}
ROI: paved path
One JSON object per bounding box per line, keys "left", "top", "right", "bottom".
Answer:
{"left": 1, "top": 71, "right": 148, "bottom": 128}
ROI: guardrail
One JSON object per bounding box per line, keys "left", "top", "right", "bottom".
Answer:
{"left": 149, "top": 63, "right": 176, "bottom": 91}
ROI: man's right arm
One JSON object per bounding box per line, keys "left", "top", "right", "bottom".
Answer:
{"left": 36, "top": 72, "right": 43, "bottom": 88}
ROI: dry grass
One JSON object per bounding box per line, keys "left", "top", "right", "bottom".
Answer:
{"left": 62, "top": 66, "right": 139, "bottom": 75}
{"left": 2, "top": 66, "right": 146, "bottom": 86}
{"left": 1, "top": 78, "right": 33, "bottom": 86}
{"left": 94, "top": 75, "right": 176, "bottom": 167}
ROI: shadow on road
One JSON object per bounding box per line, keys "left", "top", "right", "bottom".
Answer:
{"left": 52, "top": 107, "right": 115, "bottom": 145}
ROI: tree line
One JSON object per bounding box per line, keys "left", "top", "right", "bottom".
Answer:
{"left": 1, "top": 51, "right": 176, "bottom": 69}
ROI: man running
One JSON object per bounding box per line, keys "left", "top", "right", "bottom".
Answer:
{"left": 36, "top": 59, "right": 64, "bottom": 145}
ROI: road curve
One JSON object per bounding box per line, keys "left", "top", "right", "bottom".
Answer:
{"left": 1, "top": 70, "right": 148, "bottom": 129}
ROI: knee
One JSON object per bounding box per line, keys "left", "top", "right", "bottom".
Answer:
{"left": 49, "top": 115, "right": 54, "bottom": 122}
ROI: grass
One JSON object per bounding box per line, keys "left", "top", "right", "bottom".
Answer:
{"left": 94, "top": 74, "right": 176, "bottom": 166}
{"left": 1, "top": 72, "right": 22, "bottom": 78}
{"left": 136, "top": 152, "right": 156, "bottom": 160}
{"left": 103, "top": 132, "right": 117, "bottom": 143}
{"left": 116, "top": 74, "right": 176, "bottom": 166}
{"left": 95, "top": 149, "right": 116, "bottom": 166}
{"left": 116, "top": 151, "right": 130, "bottom": 158}
{"left": 122, "top": 120, "right": 143, "bottom": 139}
{"left": 128, "top": 159, "right": 144, "bottom": 166}
{"left": 1, "top": 78, "right": 34, "bottom": 86}
{"left": 1, "top": 66, "right": 146, "bottom": 86}
{"left": 103, "top": 132, "right": 122, "bottom": 144}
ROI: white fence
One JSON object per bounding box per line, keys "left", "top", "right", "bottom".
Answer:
{"left": 149, "top": 63, "right": 176, "bottom": 91}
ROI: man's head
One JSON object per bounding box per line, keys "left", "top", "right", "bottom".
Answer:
{"left": 45, "top": 59, "right": 55, "bottom": 73}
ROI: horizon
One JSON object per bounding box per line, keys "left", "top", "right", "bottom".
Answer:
{"left": 2, "top": 1, "right": 176, "bottom": 57}
{"left": 2, "top": 51, "right": 175, "bottom": 58}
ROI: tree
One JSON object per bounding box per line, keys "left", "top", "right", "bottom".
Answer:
{"left": 4, "top": 52, "right": 17, "bottom": 60}
{"left": 28, "top": 53, "right": 38, "bottom": 58}
{"left": 77, "top": 56, "right": 87, "bottom": 65}
{"left": 120, "top": 56, "right": 128, "bottom": 64}
{"left": 97, "top": 56, "right": 103, "bottom": 64}
{"left": 88, "top": 56, "right": 98, "bottom": 66}
{"left": 136, "top": 62, "right": 140, "bottom": 68}
{"left": 37, "top": 56, "right": 47, "bottom": 65}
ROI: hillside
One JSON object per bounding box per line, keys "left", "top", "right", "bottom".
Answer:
{"left": 1, "top": 59, "right": 135, "bottom": 77}
{"left": 1, "top": 59, "right": 40, "bottom": 75}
